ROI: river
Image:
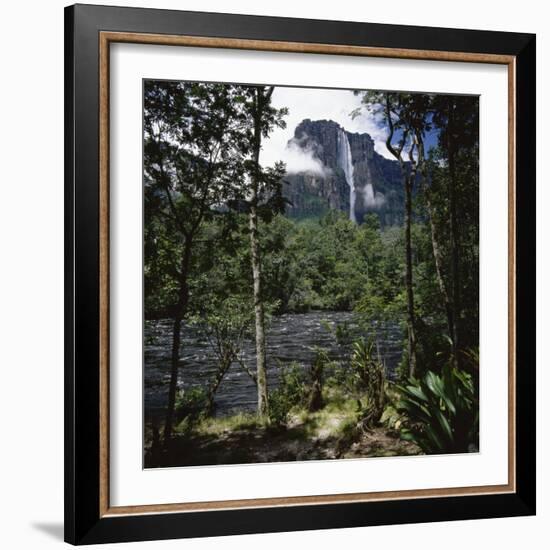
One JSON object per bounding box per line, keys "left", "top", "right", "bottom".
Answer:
{"left": 144, "top": 311, "right": 403, "bottom": 419}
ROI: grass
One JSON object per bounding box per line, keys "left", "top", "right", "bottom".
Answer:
{"left": 175, "top": 386, "right": 366, "bottom": 448}
{"left": 292, "top": 389, "right": 359, "bottom": 439}
{"left": 188, "top": 412, "right": 263, "bottom": 436}
{"left": 146, "top": 384, "right": 421, "bottom": 468}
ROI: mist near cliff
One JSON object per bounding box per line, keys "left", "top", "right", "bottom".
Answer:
{"left": 259, "top": 86, "right": 391, "bottom": 168}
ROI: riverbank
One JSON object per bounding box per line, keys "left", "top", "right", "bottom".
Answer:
{"left": 144, "top": 388, "right": 420, "bottom": 468}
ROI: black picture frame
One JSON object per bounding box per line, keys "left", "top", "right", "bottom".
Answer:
{"left": 65, "top": 3, "right": 536, "bottom": 545}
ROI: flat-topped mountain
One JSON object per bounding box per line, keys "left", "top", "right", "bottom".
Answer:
{"left": 283, "top": 119, "right": 404, "bottom": 225}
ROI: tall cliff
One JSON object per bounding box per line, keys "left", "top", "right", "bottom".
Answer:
{"left": 283, "top": 119, "right": 404, "bottom": 226}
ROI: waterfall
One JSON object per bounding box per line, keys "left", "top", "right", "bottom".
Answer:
{"left": 337, "top": 128, "right": 357, "bottom": 223}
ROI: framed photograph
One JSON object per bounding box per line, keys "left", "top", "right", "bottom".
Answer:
{"left": 65, "top": 3, "right": 536, "bottom": 545}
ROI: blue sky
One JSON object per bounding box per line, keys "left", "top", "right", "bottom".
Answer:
{"left": 261, "top": 86, "right": 440, "bottom": 170}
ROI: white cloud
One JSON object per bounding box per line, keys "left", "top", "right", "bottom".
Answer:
{"left": 259, "top": 86, "right": 396, "bottom": 169}
{"left": 284, "top": 140, "right": 331, "bottom": 177}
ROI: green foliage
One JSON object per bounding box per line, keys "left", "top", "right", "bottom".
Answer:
{"left": 175, "top": 387, "right": 209, "bottom": 429}
{"left": 349, "top": 339, "right": 386, "bottom": 427}
{"left": 354, "top": 224, "right": 406, "bottom": 322}
{"left": 190, "top": 295, "right": 254, "bottom": 340}
{"left": 282, "top": 212, "right": 369, "bottom": 311}
{"left": 267, "top": 392, "right": 293, "bottom": 428}
{"left": 282, "top": 362, "right": 308, "bottom": 406}
{"left": 197, "top": 413, "right": 260, "bottom": 435}
{"left": 321, "top": 318, "right": 353, "bottom": 347}
{"left": 144, "top": 81, "right": 480, "bottom": 451}
{"left": 164, "top": 209, "right": 398, "bottom": 318}
{"left": 267, "top": 393, "right": 291, "bottom": 427}
{"left": 380, "top": 404, "right": 406, "bottom": 432}
{"left": 308, "top": 348, "right": 329, "bottom": 412}
{"left": 334, "top": 322, "right": 352, "bottom": 347}
{"left": 396, "top": 364, "right": 478, "bottom": 454}
{"left": 268, "top": 363, "right": 308, "bottom": 427}
{"left": 350, "top": 339, "right": 383, "bottom": 390}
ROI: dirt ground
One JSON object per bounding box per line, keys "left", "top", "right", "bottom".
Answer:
{"left": 145, "top": 413, "right": 421, "bottom": 468}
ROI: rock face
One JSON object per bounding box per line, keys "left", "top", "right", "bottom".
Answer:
{"left": 283, "top": 119, "right": 404, "bottom": 226}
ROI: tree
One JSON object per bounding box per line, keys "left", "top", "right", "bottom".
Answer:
{"left": 191, "top": 295, "right": 254, "bottom": 415}
{"left": 188, "top": 214, "right": 256, "bottom": 415}
{"left": 413, "top": 123, "right": 457, "bottom": 371}
{"left": 240, "top": 86, "right": 287, "bottom": 417}
{"left": 353, "top": 92, "right": 431, "bottom": 377}
{"left": 430, "top": 95, "right": 479, "bottom": 367}
{"left": 144, "top": 81, "right": 251, "bottom": 444}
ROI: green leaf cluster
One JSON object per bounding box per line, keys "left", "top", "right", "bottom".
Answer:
{"left": 396, "top": 363, "right": 478, "bottom": 454}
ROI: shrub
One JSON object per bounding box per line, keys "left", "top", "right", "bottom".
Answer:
{"left": 308, "top": 348, "right": 328, "bottom": 412}
{"left": 175, "top": 386, "right": 208, "bottom": 428}
{"left": 282, "top": 362, "right": 308, "bottom": 406}
{"left": 268, "top": 363, "right": 307, "bottom": 427}
{"left": 350, "top": 338, "right": 386, "bottom": 428}
{"left": 268, "top": 389, "right": 292, "bottom": 427}
{"left": 396, "top": 364, "right": 478, "bottom": 454}
{"left": 320, "top": 319, "right": 353, "bottom": 347}
{"left": 379, "top": 404, "right": 406, "bottom": 432}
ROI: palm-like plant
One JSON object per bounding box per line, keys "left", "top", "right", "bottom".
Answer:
{"left": 350, "top": 338, "right": 386, "bottom": 428}
{"left": 396, "top": 364, "right": 478, "bottom": 454}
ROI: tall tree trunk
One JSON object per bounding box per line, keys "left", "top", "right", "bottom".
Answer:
{"left": 416, "top": 135, "right": 457, "bottom": 366}
{"left": 447, "top": 99, "right": 462, "bottom": 368}
{"left": 382, "top": 94, "right": 417, "bottom": 378}
{"left": 249, "top": 192, "right": 268, "bottom": 416}
{"left": 249, "top": 88, "right": 269, "bottom": 417}
{"left": 404, "top": 169, "right": 417, "bottom": 377}
{"left": 420, "top": 166, "right": 456, "bottom": 356}
{"left": 163, "top": 238, "right": 193, "bottom": 446}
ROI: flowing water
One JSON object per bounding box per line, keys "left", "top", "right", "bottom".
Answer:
{"left": 337, "top": 128, "right": 357, "bottom": 223}
{"left": 144, "top": 311, "right": 403, "bottom": 420}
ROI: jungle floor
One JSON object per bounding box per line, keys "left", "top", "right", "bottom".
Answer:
{"left": 144, "top": 391, "right": 421, "bottom": 468}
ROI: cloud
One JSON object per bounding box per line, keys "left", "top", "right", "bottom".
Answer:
{"left": 260, "top": 86, "right": 398, "bottom": 168}
{"left": 348, "top": 107, "right": 396, "bottom": 160}
{"left": 284, "top": 140, "right": 331, "bottom": 177}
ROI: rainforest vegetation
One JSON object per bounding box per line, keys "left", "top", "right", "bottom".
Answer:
{"left": 143, "top": 80, "right": 479, "bottom": 467}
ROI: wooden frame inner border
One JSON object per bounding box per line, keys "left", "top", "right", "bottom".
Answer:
{"left": 98, "top": 31, "right": 517, "bottom": 518}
